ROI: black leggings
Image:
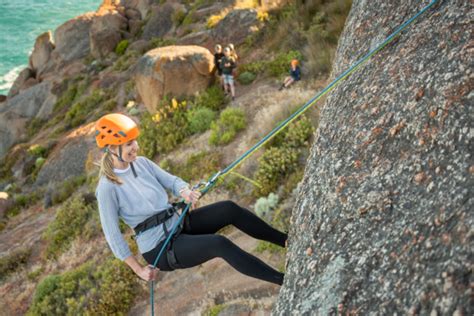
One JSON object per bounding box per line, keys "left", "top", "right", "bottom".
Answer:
{"left": 142, "top": 200, "right": 287, "bottom": 285}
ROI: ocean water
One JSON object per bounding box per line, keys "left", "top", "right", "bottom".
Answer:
{"left": 0, "top": 0, "right": 100, "bottom": 95}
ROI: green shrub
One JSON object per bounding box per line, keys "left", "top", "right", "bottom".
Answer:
{"left": 6, "top": 191, "right": 42, "bottom": 217}
{"left": 186, "top": 107, "right": 216, "bottom": 134}
{"left": 193, "top": 85, "right": 227, "bottom": 111}
{"left": 27, "top": 144, "right": 47, "bottom": 157}
{"left": 209, "top": 108, "right": 247, "bottom": 146}
{"left": 0, "top": 247, "right": 31, "bottom": 281}
{"left": 173, "top": 9, "right": 187, "bottom": 26}
{"left": 115, "top": 39, "right": 129, "bottom": 56}
{"left": 267, "top": 50, "right": 303, "bottom": 77}
{"left": 28, "top": 258, "right": 137, "bottom": 316}
{"left": 113, "top": 50, "right": 140, "bottom": 71}
{"left": 51, "top": 175, "right": 87, "bottom": 205}
{"left": 254, "top": 116, "right": 314, "bottom": 196}
{"left": 161, "top": 151, "right": 221, "bottom": 183}
{"left": 204, "top": 304, "right": 226, "bottom": 316}
{"left": 65, "top": 89, "right": 107, "bottom": 128}
{"left": 237, "top": 71, "right": 257, "bottom": 85}
{"left": 254, "top": 192, "right": 279, "bottom": 219}
{"left": 44, "top": 194, "right": 98, "bottom": 258}
{"left": 27, "top": 118, "right": 47, "bottom": 138}
{"left": 150, "top": 37, "right": 176, "bottom": 49}
{"left": 138, "top": 98, "right": 190, "bottom": 158}
{"left": 255, "top": 240, "right": 285, "bottom": 254}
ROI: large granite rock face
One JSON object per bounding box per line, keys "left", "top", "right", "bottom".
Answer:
{"left": 276, "top": 1, "right": 472, "bottom": 315}
{"left": 135, "top": 45, "right": 214, "bottom": 112}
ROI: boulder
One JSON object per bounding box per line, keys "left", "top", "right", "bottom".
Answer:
{"left": 275, "top": 1, "right": 472, "bottom": 314}
{"left": 29, "top": 31, "right": 55, "bottom": 76}
{"left": 128, "top": 19, "right": 143, "bottom": 37}
{"left": 135, "top": 45, "right": 214, "bottom": 112}
{"left": 34, "top": 125, "right": 96, "bottom": 187}
{"left": 125, "top": 8, "right": 142, "bottom": 20}
{"left": 120, "top": 0, "right": 153, "bottom": 19}
{"left": 0, "top": 82, "right": 57, "bottom": 159}
{"left": 128, "top": 39, "right": 152, "bottom": 53}
{"left": 90, "top": 11, "right": 128, "bottom": 59}
{"left": 0, "top": 112, "right": 27, "bottom": 160}
{"left": 7, "top": 68, "right": 34, "bottom": 98}
{"left": 2, "top": 82, "right": 56, "bottom": 119}
{"left": 52, "top": 12, "right": 95, "bottom": 63}
{"left": 211, "top": 9, "right": 261, "bottom": 46}
{"left": 141, "top": 3, "right": 176, "bottom": 40}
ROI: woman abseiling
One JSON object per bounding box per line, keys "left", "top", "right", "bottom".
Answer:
{"left": 95, "top": 113, "right": 288, "bottom": 284}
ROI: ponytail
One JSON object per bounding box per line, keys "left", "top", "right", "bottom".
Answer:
{"left": 99, "top": 149, "right": 123, "bottom": 185}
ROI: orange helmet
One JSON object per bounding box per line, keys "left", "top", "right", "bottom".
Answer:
{"left": 291, "top": 59, "right": 299, "bottom": 67}
{"left": 95, "top": 113, "right": 139, "bottom": 148}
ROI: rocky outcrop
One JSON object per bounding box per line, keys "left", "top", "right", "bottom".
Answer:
{"left": 211, "top": 9, "right": 261, "bottom": 46}
{"left": 141, "top": 3, "right": 181, "bottom": 40}
{"left": 52, "top": 13, "right": 95, "bottom": 64}
{"left": 29, "top": 31, "right": 55, "bottom": 77}
{"left": 90, "top": 10, "right": 128, "bottom": 59}
{"left": 7, "top": 68, "right": 34, "bottom": 98}
{"left": 120, "top": 0, "right": 152, "bottom": 19}
{"left": 0, "top": 82, "right": 57, "bottom": 159}
{"left": 276, "top": 1, "right": 472, "bottom": 315}
{"left": 34, "top": 125, "right": 96, "bottom": 187}
{"left": 135, "top": 45, "right": 214, "bottom": 112}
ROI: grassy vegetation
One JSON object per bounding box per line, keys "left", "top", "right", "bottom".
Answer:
{"left": 243, "top": 0, "right": 351, "bottom": 77}
{"left": 209, "top": 108, "right": 247, "bottom": 146}
{"left": 50, "top": 175, "right": 87, "bottom": 206}
{"left": 161, "top": 151, "right": 221, "bottom": 183}
{"left": 43, "top": 193, "right": 99, "bottom": 258}
{"left": 254, "top": 116, "right": 314, "bottom": 196}
{"left": 28, "top": 258, "right": 138, "bottom": 315}
{"left": 115, "top": 39, "right": 129, "bottom": 56}
{"left": 0, "top": 247, "right": 31, "bottom": 281}
{"left": 139, "top": 86, "right": 227, "bottom": 158}
{"left": 5, "top": 191, "right": 43, "bottom": 218}
{"left": 204, "top": 304, "right": 226, "bottom": 316}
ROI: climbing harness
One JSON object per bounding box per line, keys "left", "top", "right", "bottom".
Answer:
{"left": 148, "top": 1, "right": 440, "bottom": 314}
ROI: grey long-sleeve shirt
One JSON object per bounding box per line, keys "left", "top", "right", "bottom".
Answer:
{"left": 95, "top": 156, "right": 189, "bottom": 261}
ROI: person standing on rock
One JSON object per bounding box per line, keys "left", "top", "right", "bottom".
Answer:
{"left": 213, "top": 44, "right": 225, "bottom": 89}
{"left": 278, "top": 59, "right": 301, "bottom": 91}
{"left": 228, "top": 43, "right": 238, "bottom": 61}
{"left": 94, "top": 113, "right": 287, "bottom": 285}
{"left": 221, "top": 47, "right": 237, "bottom": 101}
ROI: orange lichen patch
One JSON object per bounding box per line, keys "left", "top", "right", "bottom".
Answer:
{"left": 429, "top": 109, "right": 438, "bottom": 118}
{"left": 353, "top": 160, "right": 362, "bottom": 169}
{"left": 389, "top": 121, "right": 406, "bottom": 137}
{"left": 415, "top": 88, "right": 424, "bottom": 101}
{"left": 336, "top": 176, "right": 347, "bottom": 193}
{"left": 306, "top": 247, "right": 313, "bottom": 256}
{"left": 414, "top": 172, "right": 426, "bottom": 184}
{"left": 371, "top": 126, "right": 383, "bottom": 137}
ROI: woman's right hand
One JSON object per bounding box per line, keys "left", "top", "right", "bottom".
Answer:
{"left": 136, "top": 265, "right": 159, "bottom": 281}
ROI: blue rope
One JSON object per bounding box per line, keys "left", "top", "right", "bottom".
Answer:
{"left": 148, "top": 1, "right": 439, "bottom": 314}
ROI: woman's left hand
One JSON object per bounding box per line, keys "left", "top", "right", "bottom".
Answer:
{"left": 181, "top": 188, "right": 201, "bottom": 208}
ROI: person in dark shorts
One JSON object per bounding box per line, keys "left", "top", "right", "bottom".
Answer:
{"left": 214, "top": 44, "right": 225, "bottom": 88}
{"left": 220, "top": 47, "right": 237, "bottom": 100}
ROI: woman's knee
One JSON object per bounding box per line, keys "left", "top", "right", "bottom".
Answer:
{"left": 209, "top": 235, "right": 233, "bottom": 252}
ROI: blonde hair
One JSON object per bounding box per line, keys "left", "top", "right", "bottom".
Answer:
{"left": 99, "top": 148, "right": 123, "bottom": 185}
